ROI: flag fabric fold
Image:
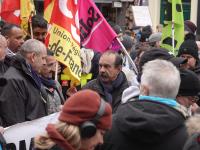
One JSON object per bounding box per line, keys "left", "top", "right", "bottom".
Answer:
{"left": 44, "top": 0, "right": 55, "bottom": 23}
{"left": 79, "top": 0, "right": 118, "bottom": 52}
{"left": 20, "top": 0, "right": 36, "bottom": 31}
{"left": 161, "top": 0, "right": 184, "bottom": 55}
{"left": 0, "top": 0, "right": 21, "bottom": 25}
{"left": 45, "top": 0, "right": 81, "bottom": 86}
{"left": 0, "top": 0, "right": 35, "bottom": 32}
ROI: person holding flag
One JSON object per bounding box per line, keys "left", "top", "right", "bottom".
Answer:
{"left": 44, "top": 0, "right": 137, "bottom": 90}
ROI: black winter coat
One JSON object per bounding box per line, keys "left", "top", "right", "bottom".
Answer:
{"left": 0, "top": 55, "right": 48, "bottom": 127}
{"left": 99, "top": 100, "right": 188, "bottom": 150}
{"left": 82, "top": 72, "right": 129, "bottom": 113}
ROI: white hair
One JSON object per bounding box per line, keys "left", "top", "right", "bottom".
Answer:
{"left": 141, "top": 59, "right": 180, "bottom": 99}
{"left": 19, "top": 39, "right": 46, "bottom": 56}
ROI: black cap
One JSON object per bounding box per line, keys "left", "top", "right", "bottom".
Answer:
{"left": 139, "top": 48, "right": 187, "bottom": 71}
{"left": 177, "top": 40, "right": 199, "bottom": 60}
{"left": 121, "top": 35, "right": 134, "bottom": 50}
{"left": 113, "top": 25, "right": 122, "bottom": 35}
{"left": 178, "top": 69, "right": 200, "bottom": 97}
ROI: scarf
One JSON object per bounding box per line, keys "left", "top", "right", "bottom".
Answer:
{"left": 40, "top": 77, "right": 56, "bottom": 89}
{"left": 139, "top": 95, "right": 189, "bottom": 118}
{"left": 99, "top": 72, "right": 124, "bottom": 104}
{"left": 139, "top": 95, "right": 178, "bottom": 107}
{"left": 29, "top": 65, "right": 42, "bottom": 89}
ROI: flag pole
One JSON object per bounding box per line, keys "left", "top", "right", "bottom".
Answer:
{"left": 116, "top": 37, "right": 138, "bottom": 75}
{"left": 29, "top": 11, "right": 34, "bottom": 39}
{"left": 172, "top": 20, "right": 175, "bottom": 55}
{"left": 55, "top": 61, "right": 58, "bottom": 81}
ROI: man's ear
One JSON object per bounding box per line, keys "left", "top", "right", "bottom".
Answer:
{"left": 118, "top": 65, "right": 122, "bottom": 72}
{"left": 140, "top": 84, "right": 149, "bottom": 96}
{"left": 27, "top": 52, "right": 36, "bottom": 63}
{"left": 5, "top": 37, "right": 9, "bottom": 45}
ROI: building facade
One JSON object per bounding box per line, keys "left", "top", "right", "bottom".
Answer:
{"left": 33, "top": 0, "right": 198, "bottom": 34}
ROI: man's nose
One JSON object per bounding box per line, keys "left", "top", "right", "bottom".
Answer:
{"left": 43, "top": 59, "right": 47, "bottom": 65}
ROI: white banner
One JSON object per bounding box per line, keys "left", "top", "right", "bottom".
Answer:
{"left": 132, "top": 6, "right": 152, "bottom": 27}
{"left": 3, "top": 113, "right": 59, "bottom": 150}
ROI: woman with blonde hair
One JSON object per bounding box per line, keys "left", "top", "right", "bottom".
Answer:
{"left": 34, "top": 90, "right": 112, "bottom": 150}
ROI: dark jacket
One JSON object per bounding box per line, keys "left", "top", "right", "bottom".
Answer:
{"left": 0, "top": 56, "right": 12, "bottom": 76}
{"left": 191, "top": 61, "right": 200, "bottom": 106}
{"left": 90, "top": 52, "right": 101, "bottom": 80}
{"left": 43, "top": 80, "right": 65, "bottom": 115}
{"left": 82, "top": 72, "right": 129, "bottom": 113}
{"left": 193, "top": 61, "right": 200, "bottom": 78}
{"left": 0, "top": 54, "right": 48, "bottom": 127}
{"left": 100, "top": 100, "right": 188, "bottom": 150}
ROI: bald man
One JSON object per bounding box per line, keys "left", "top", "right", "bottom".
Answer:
{"left": 0, "top": 35, "right": 7, "bottom": 61}
{"left": 0, "top": 35, "right": 9, "bottom": 76}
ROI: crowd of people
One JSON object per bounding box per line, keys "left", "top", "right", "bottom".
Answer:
{"left": 0, "top": 14, "right": 200, "bottom": 150}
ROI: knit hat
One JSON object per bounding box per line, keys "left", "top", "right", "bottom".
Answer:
{"left": 183, "top": 133, "right": 200, "bottom": 150}
{"left": 113, "top": 25, "right": 123, "bottom": 35}
{"left": 59, "top": 90, "right": 112, "bottom": 130}
{"left": 148, "top": 32, "right": 162, "bottom": 43}
{"left": 177, "top": 40, "right": 199, "bottom": 60}
{"left": 178, "top": 69, "right": 200, "bottom": 97}
{"left": 121, "top": 35, "right": 134, "bottom": 50}
{"left": 139, "top": 48, "right": 187, "bottom": 71}
{"left": 184, "top": 20, "right": 197, "bottom": 34}
{"left": 45, "top": 90, "right": 112, "bottom": 150}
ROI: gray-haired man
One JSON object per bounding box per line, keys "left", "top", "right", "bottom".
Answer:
{"left": 100, "top": 60, "right": 188, "bottom": 150}
{"left": 0, "top": 39, "right": 48, "bottom": 127}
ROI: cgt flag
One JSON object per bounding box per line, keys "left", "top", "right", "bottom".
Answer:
{"left": 79, "top": 0, "right": 118, "bottom": 52}
{"left": 0, "top": 0, "right": 35, "bottom": 31}
{"left": 45, "top": 0, "right": 81, "bottom": 86}
{"left": 161, "top": 0, "right": 184, "bottom": 55}
{"left": 0, "top": 0, "right": 21, "bottom": 25}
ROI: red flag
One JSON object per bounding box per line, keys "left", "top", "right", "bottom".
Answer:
{"left": 0, "top": 0, "right": 20, "bottom": 25}
{"left": 45, "top": 0, "right": 81, "bottom": 86}
{"left": 44, "top": 0, "right": 53, "bottom": 9}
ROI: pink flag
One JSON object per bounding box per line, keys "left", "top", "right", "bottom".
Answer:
{"left": 79, "top": 0, "right": 119, "bottom": 53}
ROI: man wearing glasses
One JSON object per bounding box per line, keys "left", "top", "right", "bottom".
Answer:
{"left": 176, "top": 69, "right": 200, "bottom": 116}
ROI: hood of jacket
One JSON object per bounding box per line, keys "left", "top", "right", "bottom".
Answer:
{"left": 115, "top": 100, "right": 186, "bottom": 144}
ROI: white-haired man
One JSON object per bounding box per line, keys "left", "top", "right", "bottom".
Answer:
{"left": 0, "top": 39, "right": 48, "bottom": 127}
{"left": 100, "top": 59, "right": 188, "bottom": 150}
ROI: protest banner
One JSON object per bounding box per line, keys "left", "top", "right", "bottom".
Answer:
{"left": 131, "top": 6, "right": 152, "bottom": 27}
{"left": 4, "top": 113, "right": 59, "bottom": 150}
{"left": 79, "top": 0, "right": 118, "bottom": 52}
{"left": 45, "top": 0, "right": 81, "bottom": 86}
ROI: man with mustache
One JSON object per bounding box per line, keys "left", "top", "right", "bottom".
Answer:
{"left": 82, "top": 50, "right": 129, "bottom": 113}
